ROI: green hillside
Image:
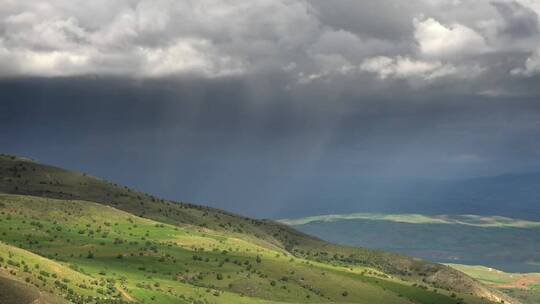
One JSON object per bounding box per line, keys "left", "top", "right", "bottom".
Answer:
{"left": 0, "top": 154, "right": 516, "bottom": 303}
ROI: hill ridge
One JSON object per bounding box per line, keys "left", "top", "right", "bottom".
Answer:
{"left": 0, "top": 154, "right": 517, "bottom": 304}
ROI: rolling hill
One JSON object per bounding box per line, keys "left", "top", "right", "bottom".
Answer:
{"left": 0, "top": 154, "right": 516, "bottom": 304}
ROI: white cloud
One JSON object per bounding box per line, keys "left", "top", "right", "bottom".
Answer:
{"left": 0, "top": 0, "right": 535, "bottom": 94}
{"left": 0, "top": 0, "right": 321, "bottom": 77}
{"left": 360, "top": 55, "right": 485, "bottom": 87}
{"left": 360, "top": 56, "right": 452, "bottom": 80}
{"left": 514, "top": 0, "right": 540, "bottom": 17}
{"left": 414, "top": 17, "right": 489, "bottom": 58}
{"left": 138, "top": 39, "right": 246, "bottom": 77}
{"left": 511, "top": 49, "right": 540, "bottom": 76}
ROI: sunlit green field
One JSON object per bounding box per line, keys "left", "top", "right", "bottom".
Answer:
{"left": 448, "top": 264, "right": 525, "bottom": 285}
{"left": 0, "top": 155, "right": 515, "bottom": 304}
{"left": 0, "top": 194, "right": 481, "bottom": 304}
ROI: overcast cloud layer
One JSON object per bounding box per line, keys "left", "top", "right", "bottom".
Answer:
{"left": 2, "top": 1, "right": 540, "bottom": 216}
{"left": 1, "top": 0, "right": 540, "bottom": 84}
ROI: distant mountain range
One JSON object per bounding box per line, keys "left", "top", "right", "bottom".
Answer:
{"left": 280, "top": 213, "right": 540, "bottom": 273}
{"left": 276, "top": 172, "right": 540, "bottom": 220}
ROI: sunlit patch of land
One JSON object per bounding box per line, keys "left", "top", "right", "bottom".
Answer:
{"left": 448, "top": 264, "right": 540, "bottom": 304}
{"left": 279, "top": 213, "right": 540, "bottom": 228}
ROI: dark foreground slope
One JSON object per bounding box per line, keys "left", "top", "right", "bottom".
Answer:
{"left": 0, "top": 272, "right": 64, "bottom": 304}
{"left": 0, "top": 154, "right": 516, "bottom": 303}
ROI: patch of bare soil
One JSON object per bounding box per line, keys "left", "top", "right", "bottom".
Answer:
{"left": 493, "top": 274, "right": 540, "bottom": 289}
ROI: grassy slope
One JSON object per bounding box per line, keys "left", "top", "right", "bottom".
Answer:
{"left": 0, "top": 154, "right": 514, "bottom": 303}
{"left": 0, "top": 193, "right": 464, "bottom": 304}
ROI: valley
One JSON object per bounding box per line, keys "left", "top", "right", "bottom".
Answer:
{"left": 0, "top": 154, "right": 513, "bottom": 303}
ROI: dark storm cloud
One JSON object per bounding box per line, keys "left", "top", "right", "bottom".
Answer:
{"left": 3, "top": 75, "right": 540, "bottom": 217}
{"left": 491, "top": 0, "right": 539, "bottom": 39}
{"left": 2, "top": 1, "right": 540, "bottom": 216}
{"left": 310, "top": 1, "right": 417, "bottom": 41}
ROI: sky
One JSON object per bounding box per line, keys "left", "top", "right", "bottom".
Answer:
{"left": 1, "top": 0, "right": 540, "bottom": 217}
